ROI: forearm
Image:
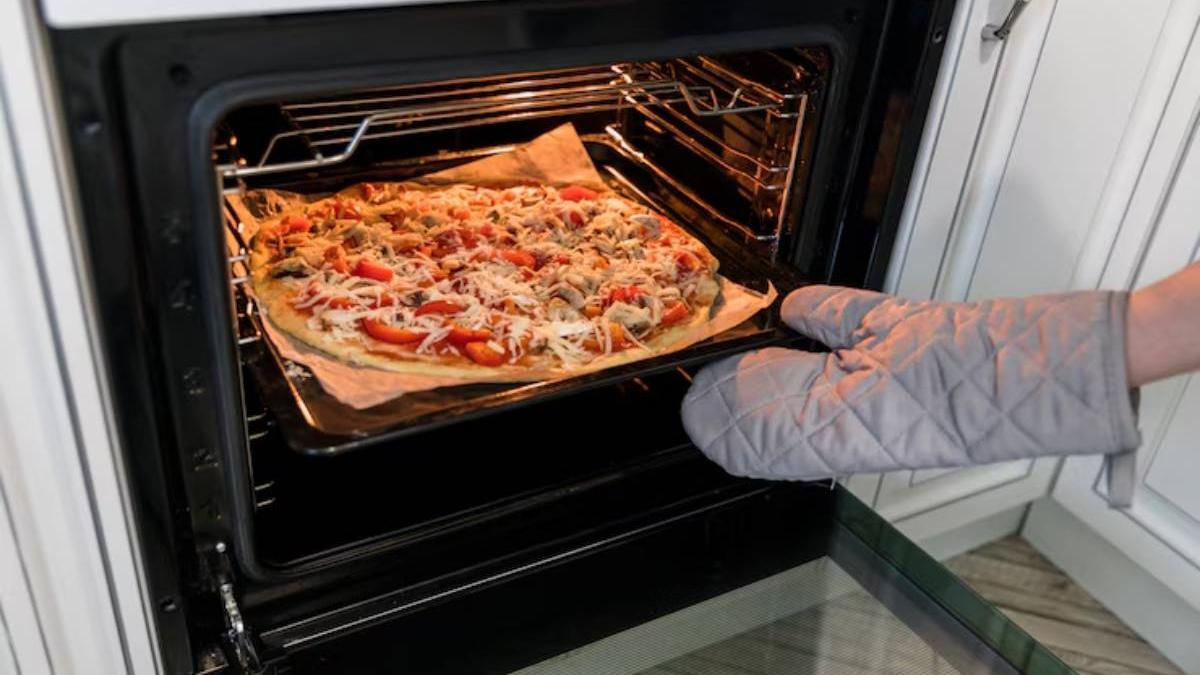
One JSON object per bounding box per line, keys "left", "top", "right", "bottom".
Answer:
{"left": 1126, "top": 260, "right": 1200, "bottom": 387}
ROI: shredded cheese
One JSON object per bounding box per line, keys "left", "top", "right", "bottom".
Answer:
{"left": 263, "top": 184, "right": 713, "bottom": 368}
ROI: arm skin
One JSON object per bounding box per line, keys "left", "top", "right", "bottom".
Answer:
{"left": 1126, "top": 260, "right": 1200, "bottom": 388}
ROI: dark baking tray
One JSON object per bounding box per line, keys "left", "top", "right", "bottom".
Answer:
{"left": 240, "top": 136, "right": 803, "bottom": 456}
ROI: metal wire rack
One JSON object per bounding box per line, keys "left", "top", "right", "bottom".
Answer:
{"left": 224, "top": 203, "right": 282, "bottom": 508}
{"left": 217, "top": 62, "right": 796, "bottom": 181}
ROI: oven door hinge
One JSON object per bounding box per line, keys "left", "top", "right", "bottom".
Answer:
{"left": 210, "top": 542, "right": 264, "bottom": 674}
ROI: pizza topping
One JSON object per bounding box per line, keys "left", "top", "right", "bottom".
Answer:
{"left": 360, "top": 318, "right": 426, "bottom": 344}
{"left": 415, "top": 300, "right": 464, "bottom": 316}
{"left": 324, "top": 246, "right": 350, "bottom": 274}
{"left": 495, "top": 249, "right": 536, "bottom": 268}
{"left": 353, "top": 259, "right": 394, "bottom": 282}
{"left": 262, "top": 184, "right": 718, "bottom": 369}
{"left": 464, "top": 341, "right": 507, "bottom": 366}
{"left": 631, "top": 214, "right": 660, "bottom": 239}
{"left": 332, "top": 200, "right": 362, "bottom": 220}
{"left": 558, "top": 185, "right": 599, "bottom": 202}
{"left": 270, "top": 256, "right": 317, "bottom": 278}
{"left": 605, "top": 302, "right": 653, "bottom": 337}
{"left": 280, "top": 214, "right": 312, "bottom": 234}
{"left": 446, "top": 325, "right": 493, "bottom": 346}
{"left": 660, "top": 300, "right": 690, "bottom": 326}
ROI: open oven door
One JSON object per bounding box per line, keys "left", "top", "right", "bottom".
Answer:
{"left": 252, "top": 484, "right": 1072, "bottom": 674}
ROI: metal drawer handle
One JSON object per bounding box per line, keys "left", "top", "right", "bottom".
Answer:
{"left": 983, "top": 0, "right": 1031, "bottom": 41}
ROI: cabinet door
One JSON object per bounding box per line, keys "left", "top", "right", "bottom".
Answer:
{"left": 874, "top": 0, "right": 1174, "bottom": 536}
{"left": 1052, "top": 15, "right": 1200, "bottom": 619}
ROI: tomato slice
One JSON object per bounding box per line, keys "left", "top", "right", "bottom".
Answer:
{"left": 445, "top": 324, "right": 492, "bottom": 346}
{"left": 360, "top": 318, "right": 426, "bottom": 344}
{"left": 463, "top": 341, "right": 507, "bottom": 366}
{"left": 610, "top": 323, "right": 630, "bottom": 349}
{"left": 353, "top": 259, "right": 394, "bottom": 282}
{"left": 327, "top": 293, "right": 396, "bottom": 310}
{"left": 674, "top": 250, "right": 700, "bottom": 275}
{"left": 456, "top": 227, "right": 479, "bottom": 249}
{"left": 559, "top": 185, "right": 599, "bottom": 202}
{"left": 660, "top": 300, "right": 690, "bottom": 326}
{"left": 583, "top": 322, "right": 630, "bottom": 352}
{"left": 324, "top": 245, "right": 350, "bottom": 274}
{"left": 450, "top": 206, "right": 471, "bottom": 221}
{"left": 281, "top": 214, "right": 311, "bottom": 233}
{"left": 496, "top": 249, "right": 536, "bottom": 268}
{"left": 333, "top": 200, "right": 362, "bottom": 220}
{"left": 414, "top": 300, "right": 464, "bottom": 316}
{"left": 608, "top": 285, "right": 644, "bottom": 306}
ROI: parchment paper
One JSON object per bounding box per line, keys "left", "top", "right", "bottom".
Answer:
{"left": 233, "top": 124, "right": 777, "bottom": 409}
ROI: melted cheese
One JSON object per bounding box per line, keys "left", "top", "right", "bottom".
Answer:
{"left": 266, "top": 184, "right": 713, "bottom": 368}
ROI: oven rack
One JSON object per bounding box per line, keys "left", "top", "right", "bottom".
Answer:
{"left": 217, "top": 62, "right": 798, "bottom": 184}
{"left": 225, "top": 204, "right": 282, "bottom": 510}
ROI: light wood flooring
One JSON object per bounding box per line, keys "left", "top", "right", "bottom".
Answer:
{"left": 639, "top": 536, "right": 1181, "bottom": 675}
{"left": 946, "top": 536, "right": 1182, "bottom": 675}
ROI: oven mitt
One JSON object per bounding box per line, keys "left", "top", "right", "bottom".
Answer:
{"left": 681, "top": 286, "right": 1142, "bottom": 506}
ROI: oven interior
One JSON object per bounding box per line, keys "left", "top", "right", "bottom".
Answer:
{"left": 215, "top": 49, "right": 826, "bottom": 575}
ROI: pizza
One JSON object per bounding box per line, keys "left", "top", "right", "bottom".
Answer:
{"left": 249, "top": 182, "right": 722, "bottom": 379}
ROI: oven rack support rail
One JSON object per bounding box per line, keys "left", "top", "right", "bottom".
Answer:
{"left": 215, "top": 63, "right": 796, "bottom": 183}
{"left": 224, "top": 204, "right": 282, "bottom": 510}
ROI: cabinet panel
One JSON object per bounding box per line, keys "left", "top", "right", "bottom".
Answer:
{"left": 1143, "top": 376, "right": 1200, "bottom": 520}
{"left": 879, "top": 0, "right": 1172, "bottom": 532}
{"left": 965, "top": 0, "right": 1171, "bottom": 298}
{"left": 877, "top": 459, "right": 1034, "bottom": 521}
{"left": 1052, "top": 5, "right": 1200, "bottom": 620}
{"left": 877, "top": 0, "right": 1058, "bottom": 531}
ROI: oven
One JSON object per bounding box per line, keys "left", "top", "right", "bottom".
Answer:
{"left": 48, "top": 0, "right": 973, "bottom": 672}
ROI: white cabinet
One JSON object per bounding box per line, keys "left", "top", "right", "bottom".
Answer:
{"left": 869, "top": 0, "right": 1176, "bottom": 541}
{"left": 1030, "top": 12, "right": 1200, "bottom": 667}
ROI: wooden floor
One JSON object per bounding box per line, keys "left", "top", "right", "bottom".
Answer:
{"left": 639, "top": 536, "right": 1181, "bottom": 675}
{"left": 946, "top": 536, "right": 1182, "bottom": 675}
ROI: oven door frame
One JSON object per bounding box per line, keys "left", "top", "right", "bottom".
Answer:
{"left": 49, "top": 0, "right": 955, "bottom": 670}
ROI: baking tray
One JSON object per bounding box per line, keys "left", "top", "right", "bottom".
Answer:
{"left": 238, "top": 136, "right": 804, "bottom": 456}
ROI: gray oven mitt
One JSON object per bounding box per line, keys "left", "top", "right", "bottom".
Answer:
{"left": 681, "top": 286, "right": 1142, "bottom": 506}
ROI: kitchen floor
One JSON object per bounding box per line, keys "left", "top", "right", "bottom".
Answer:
{"left": 946, "top": 536, "right": 1182, "bottom": 675}
{"left": 642, "top": 536, "right": 1181, "bottom": 675}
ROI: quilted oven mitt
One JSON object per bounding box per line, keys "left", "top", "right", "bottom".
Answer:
{"left": 681, "top": 286, "right": 1142, "bottom": 506}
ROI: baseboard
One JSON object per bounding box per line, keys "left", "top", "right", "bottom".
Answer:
{"left": 1023, "top": 498, "right": 1200, "bottom": 673}
{"left": 907, "top": 504, "right": 1026, "bottom": 561}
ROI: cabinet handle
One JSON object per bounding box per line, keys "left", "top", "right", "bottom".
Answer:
{"left": 982, "top": 0, "right": 1031, "bottom": 41}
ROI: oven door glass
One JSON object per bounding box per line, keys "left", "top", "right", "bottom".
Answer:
{"left": 273, "top": 486, "right": 1072, "bottom": 675}
{"left": 518, "top": 555, "right": 1037, "bottom": 675}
